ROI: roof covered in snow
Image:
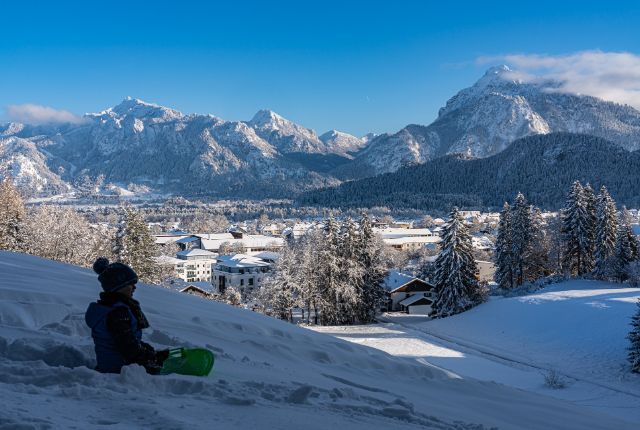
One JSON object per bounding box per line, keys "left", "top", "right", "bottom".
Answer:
{"left": 176, "top": 249, "right": 216, "bottom": 258}
{"left": 215, "top": 254, "right": 272, "bottom": 268}
{"left": 382, "top": 271, "right": 415, "bottom": 292}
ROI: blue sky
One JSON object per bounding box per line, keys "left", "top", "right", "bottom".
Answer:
{"left": 1, "top": 1, "right": 640, "bottom": 135}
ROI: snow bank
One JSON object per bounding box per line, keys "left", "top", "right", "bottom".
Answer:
{"left": 0, "top": 252, "right": 636, "bottom": 429}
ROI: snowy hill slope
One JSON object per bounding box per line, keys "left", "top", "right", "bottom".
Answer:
{"left": 0, "top": 252, "right": 637, "bottom": 429}
{"left": 314, "top": 280, "right": 640, "bottom": 424}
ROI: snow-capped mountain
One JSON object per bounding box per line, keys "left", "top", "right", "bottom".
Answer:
{"left": 0, "top": 136, "right": 71, "bottom": 195}
{"left": 247, "top": 109, "right": 332, "bottom": 154}
{"left": 319, "top": 130, "right": 367, "bottom": 157}
{"left": 354, "top": 65, "right": 640, "bottom": 174}
{"left": 0, "top": 99, "right": 356, "bottom": 197}
{"left": 5, "top": 65, "right": 640, "bottom": 198}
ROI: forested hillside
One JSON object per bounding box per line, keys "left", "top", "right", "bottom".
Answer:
{"left": 298, "top": 133, "right": 640, "bottom": 210}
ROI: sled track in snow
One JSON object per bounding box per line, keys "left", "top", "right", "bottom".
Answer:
{"left": 379, "top": 317, "right": 640, "bottom": 401}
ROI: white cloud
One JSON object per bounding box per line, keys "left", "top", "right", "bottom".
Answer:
{"left": 4, "top": 104, "right": 85, "bottom": 125}
{"left": 477, "top": 51, "right": 640, "bottom": 109}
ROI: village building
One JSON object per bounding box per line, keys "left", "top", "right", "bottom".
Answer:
{"left": 374, "top": 227, "right": 441, "bottom": 250}
{"left": 213, "top": 254, "right": 273, "bottom": 295}
{"left": 176, "top": 249, "right": 217, "bottom": 283}
{"left": 260, "top": 223, "right": 285, "bottom": 236}
{"left": 154, "top": 233, "right": 190, "bottom": 248}
{"left": 179, "top": 281, "right": 216, "bottom": 299}
{"left": 382, "top": 271, "right": 436, "bottom": 315}
{"left": 161, "top": 232, "right": 285, "bottom": 254}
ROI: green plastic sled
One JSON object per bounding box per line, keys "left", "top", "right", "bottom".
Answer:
{"left": 159, "top": 347, "right": 215, "bottom": 376}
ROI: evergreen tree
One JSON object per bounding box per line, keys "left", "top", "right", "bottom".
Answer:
{"left": 526, "top": 207, "right": 552, "bottom": 280}
{"left": 433, "top": 207, "right": 481, "bottom": 317}
{"left": 317, "top": 217, "right": 343, "bottom": 325}
{"left": 511, "top": 193, "right": 533, "bottom": 285}
{"left": 593, "top": 186, "right": 618, "bottom": 278}
{"left": 259, "top": 244, "right": 299, "bottom": 321}
{"left": 356, "top": 213, "right": 387, "bottom": 323}
{"left": 113, "top": 207, "right": 160, "bottom": 283}
{"left": 611, "top": 207, "right": 639, "bottom": 282}
{"left": 336, "top": 217, "right": 362, "bottom": 324}
{"left": 583, "top": 183, "right": 598, "bottom": 262}
{"left": 0, "top": 178, "right": 27, "bottom": 251}
{"left": 628, "top": 299, "right": 640, "bottom": 373}
{"left": 494, "top": 202, "right": 514, "bottom": 289}
{"left": 562, "top": 181, "right": 595, "bottom": 275}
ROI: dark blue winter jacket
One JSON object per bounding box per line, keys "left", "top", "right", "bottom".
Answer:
{"left": 85, "top": 292, "right": 160, "bottom": 374}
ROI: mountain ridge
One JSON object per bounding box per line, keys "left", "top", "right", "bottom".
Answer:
{"left": 4, "top": 65, "right": 640, "bottom": 199}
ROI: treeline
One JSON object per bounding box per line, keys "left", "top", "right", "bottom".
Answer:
{"left": 255, "top": 214, "right": 389, "bottom": 325}
{"left": 495, "top": 182, "right": 640, "bottom": 290}
{"left": 0, "top": 179, "right": 167, "bottom": 283}
{"left": 298, "top": 133, "right": 640, "bottom": 210}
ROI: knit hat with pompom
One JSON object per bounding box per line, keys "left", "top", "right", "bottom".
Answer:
{"left": 93, "top": 257, "right": 138, "bottom": 293}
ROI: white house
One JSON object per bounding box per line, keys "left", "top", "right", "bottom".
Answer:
{"left": 176, "top": 249, "right": 217, "bottom": 283}
{"left": 382, "top": 271, "right": 436, "bottom": 315}
{"left": 374, "top": 227, "right": 441, "bottom": 251}
{"left": 213, "top": 254, "right": 273, "bottom": 295}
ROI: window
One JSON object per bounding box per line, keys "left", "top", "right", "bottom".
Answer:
{"left": 249, "top": 278, "right": 254, "bottom": 286}
{"left": 240, "top": 279, "right": 244, "bottom": 286}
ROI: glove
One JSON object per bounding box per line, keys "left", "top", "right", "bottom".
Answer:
{"left": 156, "top": 349, "right": 170, "bottom": 364}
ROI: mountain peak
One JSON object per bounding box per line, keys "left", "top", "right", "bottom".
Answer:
{"left": 474, "top": 64, "right": 516, "bottom": 88}
{"left": 99, "top": 98, "right": 184, "bottom": 121}
{"left": 250, "top": 109, "right": 286, "bottom": 126}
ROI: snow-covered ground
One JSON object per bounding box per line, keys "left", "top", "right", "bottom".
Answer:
{"left": 1, "top": 252, "right": 637, "bottom": 429}
{"left": 313, "top": 280, "right": 640, "bottom": 424}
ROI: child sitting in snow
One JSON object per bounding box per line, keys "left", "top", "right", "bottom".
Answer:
{"left": 85, "top": 257, "right": 168, "bottom": 374}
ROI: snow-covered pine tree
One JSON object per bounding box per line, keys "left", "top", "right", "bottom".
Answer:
{"left": 593, "top": 186, "right": 618, "bottom": 279}
{"left": 628, "top": 299, "right": 640, "bottom": 373}
{"left": 113, "top": 207, "right": 160, "bottom": 283}
{"left": 583, "top": 183, "right": 598, "bottom": 261}
{"left": 432, "top": 207, "right": 481, "bottom": 317}
{"left": 318, "top": 217, "right": 343, "bottom": 325}
{"left": 336, "top": 217, "right": 362, "bottom": 324}
{"left": 494, "top": 202, "right": 514, "bottom": 289}
{"left": 356, "top": 212, "right": 387, "bottom": 323}
{"left": 298, "top": 229, "right": 324, "bottom": 324}
{"left": 526, "top": 207, "right": 552, "bottom": 281}
{"left": 511, "top": 193, "right": 533, "bottom": 286}
{"left": 611, "top": 207, "right": 637, "bottom": 282}
{"left": 562, "top": 181, "right": 595, "bottom": 275}
{"left": 0, "top": 178, "right": 27, "bottom": 251}
{"left": 259, "top": 243, "right": 299, "bottom": 321}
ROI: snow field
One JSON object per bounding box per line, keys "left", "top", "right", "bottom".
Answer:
{"left": 1, "top": 252, "right": 637, "bottom": 429}
{"left": 313, "top": 280, "right": 640, "bottom": 424}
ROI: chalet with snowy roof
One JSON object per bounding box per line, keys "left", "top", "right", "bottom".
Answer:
{"left": 382, "top": 271, "right": 436, "bottom": 315}
{"left": 179, "top": 281, "right": 216, "bottom": 299}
